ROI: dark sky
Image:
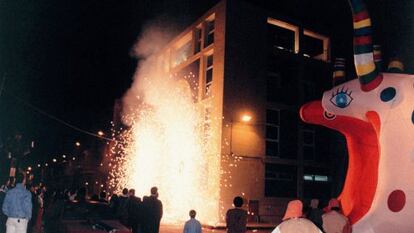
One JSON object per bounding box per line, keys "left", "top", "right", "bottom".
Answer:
{"left": 0, "top": 0, "right": 412, "bottom": 159}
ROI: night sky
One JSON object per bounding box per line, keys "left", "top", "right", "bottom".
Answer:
{"left": 0, "top": 0, "right": 412, "bottom": 160}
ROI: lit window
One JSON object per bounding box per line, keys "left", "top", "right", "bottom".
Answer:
{"left": 303, "top": 174, "right": 329, "bottom": 182}
{"left": 315, "top": 175, "right": 329, "bottom": 182}
{"left": 303, "top": 30, "right": 330, "bottom": 61}
{"left": 205, "top": 18, "right": 215, "bottom": 47}
{"left": 267, "top": 18, "right": 299, "bottom": 54}
{"left": 194, "top": 27, "right": 202, "bottom": 53}
{"left": 204, "top": 54, "right": 213, "bottom": 97}
{"left": 172, "top": 33, "right": 192, "bottom": 67}
{"left": 304, "top": 175, "right": 313, "bottom": 181}
{"left": 172, "top": 59, "right": 200, "bottom": 102}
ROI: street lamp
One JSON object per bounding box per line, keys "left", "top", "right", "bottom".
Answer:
{"left": 75, "top": 141, "right": 81, "bottom": 147}
{"left": 241, "top": 114, "right": 252, "bottom": 123}
{"left": 97, "top": 131, "right": 104, "bottom": 136}
{"left": 229, "top": 113, "right": 254, "bottom": 155}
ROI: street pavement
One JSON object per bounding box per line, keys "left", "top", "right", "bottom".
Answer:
{"left": 160, "top": 224, "right": 273, "bottom": 233}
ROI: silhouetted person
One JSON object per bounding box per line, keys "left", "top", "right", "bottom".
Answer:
{"left": 33, "top": 188, "right": 44, "bottom": 233}
{"left": 183, "top": 210, "right": 202, "bottom": 233}
{"left": 116, "top": 188, "right": 129, "bottom": 226}
{"left": 75, "top": 187, "right": 87, "bottom": 203}
{"left": 226, "top": 196, "right": 247, "bottom": 233}
{"left": 2, "top": 173, "right": 32, "bottom": 233}
{"left": 43, "top": 190, "right": 65, "bottom": 233}
{"left": 142, "top": 187, "right": 163, "bottom": 233}
{"left": 128, "top": 189, "right": 142, "bottom": 233}
{"left": 99, "top": 191, "right": 108, "bottom": 203}
{"left": 109, "top": 194, "right": 119, "bottom": 210}
{"left": 0, "top": 179, "right": 10, "bottom": 233}
{"left": 271, "top": 200, "right": 322, "bottom": 233}
{"left": 307, "top": 199, "right": 324, "bottom": 230}
{"left": 90, "top": 194, "right": 99, "bottom": 202}
{"left": 27, "top": 185, "right": 37, "bottom": 233}
{"left": 322, "top": 199, "right": 351, "bottom": 233}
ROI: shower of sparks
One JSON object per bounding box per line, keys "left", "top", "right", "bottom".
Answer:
{"left": 107, "top": 68, "right": 221, "bottom": 225}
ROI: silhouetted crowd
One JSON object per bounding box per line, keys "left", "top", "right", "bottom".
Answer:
{"left": 223, "top": 196, "right": 351, "bottom": 233}
{"left": 0, "top": 173, "right": 351, "bottom": 233}
{"left": 0, "top": 172, "right": 163, "bottom": 233}
{"left": 271, "top": 198, "right": 351, "bottom": 233}
{"left": 107, "top": 186, "right": 163, "bottom": 233}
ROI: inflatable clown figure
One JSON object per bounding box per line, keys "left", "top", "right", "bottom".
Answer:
{"left": 300, "top": 0, "right": 414, "bottom": 232}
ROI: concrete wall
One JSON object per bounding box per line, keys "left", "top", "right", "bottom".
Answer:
{"left": 219, "top": 0, "right": 268, "bottom": 222}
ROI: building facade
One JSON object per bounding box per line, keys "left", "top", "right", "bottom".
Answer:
{"left": 143, "top": 0, "right": 345, "bottom": 223}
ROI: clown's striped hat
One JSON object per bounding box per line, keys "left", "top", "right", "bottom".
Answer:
{"left": 333, "top": 58, "right": 346, "bottom": 86}
{"left": 349, "top": 0, "right": 383, "bottom": 91}
{"left": 373, "top": 44, "right": 382, "bottom": 71}
{"left": 387, "top": 58, "right": 404, "bottom": 73}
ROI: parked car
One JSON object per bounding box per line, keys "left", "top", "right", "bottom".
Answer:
{"left": 61, "top": 201, "right": 131, "bottom": 233}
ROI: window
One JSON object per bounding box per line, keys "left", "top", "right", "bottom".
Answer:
{"left": 303, "top": 145, "right": 315, "bottom": 161}
{"left": 194, "top": 27, "right": 202, "bottom": 53}
{"left": 204, "top": 54, "right": 213, "bottom": 97}
{"left": 205, "top": 18, "right": 215, "bottom": 47}
{"left": 267, "top": 18, "right": 299, "bottom": 54}
{"left": 303, "top": 130, "right": 314, "bottom": 145}
{"left": 172, "top": 59, "right": 200, "bottom": 102}
{"left": 266, "top": 71, "right": 282, "bottom": 102}
{"left": 302, "top": 128, "right": 315, "bottom": 161}
{"left": 303, "top": 30, "right": 330, "bottom": 61}
{"left": 265, "top": 164, "right": 297, "bottom": 197}
{"left": 172, "top": 33, "right": 192, "bottom": 67}
{"left": 303, "top": 167, "right": 331, "bottom": 199}
{"left": 267, "top": 72, "right": 281, "bottom": 88}
{"left": 266, "top": 109, "right": 280, "bottom": 157}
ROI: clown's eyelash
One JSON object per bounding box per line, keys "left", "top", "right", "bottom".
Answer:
{"left": 332, "top": 86, "right": 352, "bottom": 97}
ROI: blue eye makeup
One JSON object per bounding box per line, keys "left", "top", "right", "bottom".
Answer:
{"left": 330, "top": 86, "right": 353, "bottom": 108}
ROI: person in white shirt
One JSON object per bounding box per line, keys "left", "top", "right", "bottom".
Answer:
{"left": 272, "top": 199, "right": 322, "bottom": 233}
{"left": 183, "top": 210, "right": 202, "bottom": 233}
{"left": 322, "top": 198, "right": 351, "bottom": 233}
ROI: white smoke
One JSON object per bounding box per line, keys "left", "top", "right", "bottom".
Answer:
{"left": 122, "top": 19, "right": 180, "bottom": 125}
{"left": 116, "top": 18, "right": 220, "bottom": 224}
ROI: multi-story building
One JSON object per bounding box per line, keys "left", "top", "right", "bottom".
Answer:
{"left": 132, "top": 0, "right": 346, "bottom": 223}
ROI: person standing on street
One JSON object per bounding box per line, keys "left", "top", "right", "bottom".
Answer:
{"left": 142, "top": 187, "right": 163, "bottom": 233}
{"left": 183, "top": 210, "right": 202, "bottom": 233}
{"left": 2, "top": 173, "right": 32, "bottom": 233}
{"left": 0, "top": 178, "right": 11, "bottom": 233}
{"left": 322, "top": 198, "right": 351, "bottom": 233}
{"left": 128, "top": 189, "right": 142, "bottom": 233}
{"left": 271, "top": 199, "right": 322, "bottom": 233}
{"left": 116, "top": 188, "right": 130, "bottom": 227}
{"left": 226, "top": 196, "right": 247, "bottom": 233}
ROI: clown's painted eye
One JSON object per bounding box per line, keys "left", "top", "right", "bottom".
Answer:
{"left": 330, "top": 87, "right": 353, "bottom": 108}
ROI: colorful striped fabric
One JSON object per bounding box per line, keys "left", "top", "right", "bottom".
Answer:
{"left": 333, "top": 58, "right": 346, "bottom": 86}
{"left": 349, "top": 0, "right": 383, "bottom": 91}
{"left": 373, "top": 44, "right": 382, "bottom": 71}
{"left": 387, "top": 58, "right": 404, "bottom": 73}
